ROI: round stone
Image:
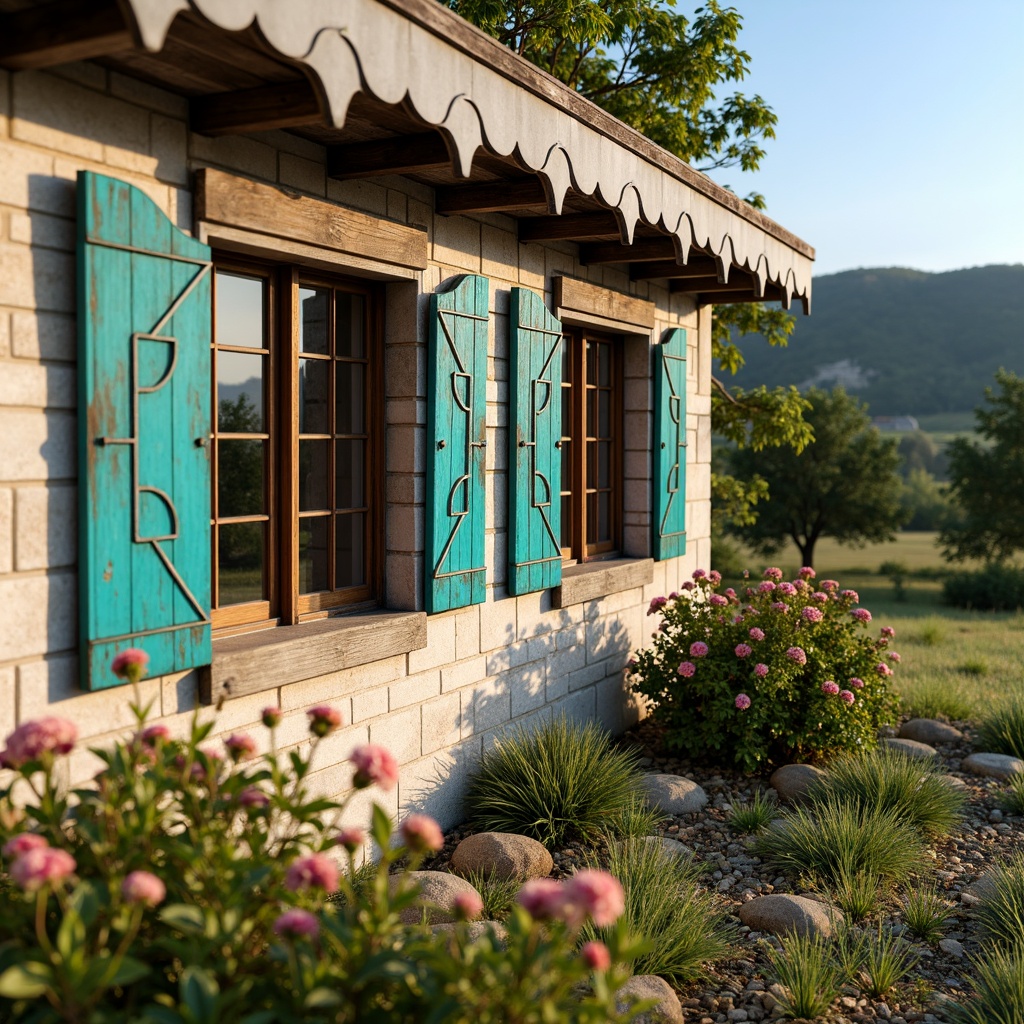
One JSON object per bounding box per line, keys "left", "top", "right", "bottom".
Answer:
{"left": 939, "top": 938, "right": 965, "bottom": 958}
{"left": 616, "top": 975, "right": 684, "bottom": 1024}
{"left": 432, "top": 920, "right": 508, "bottom": 947}
{"left": 449, "top": 831, "right": 554, "bottom": 881}
{"left": 640, "top": 774, "right": 708, "bottom": 815}
{"left": 899, "top": 718, "right": 964, "bottom": 744}
{"left": 642, "top": 836, "right": 694, "bottom": 862}
{"left": 392, "top": 871, "right": 484, "bottom": 925}
{"left": 737, "top": 894, "right": 843, "bottom": 939}
{"left": 963, "top": 752, "right": 1024, "bottom": 779}
{"left": 880, "top": 737, "right": 938, "bottom": 759}
{"left": 769, "top": 763, "right": 826, "bottom": 805}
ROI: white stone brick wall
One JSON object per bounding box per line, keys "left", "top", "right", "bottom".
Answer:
{"left": 0, "top": 63, "right": 713, "bottom": 830}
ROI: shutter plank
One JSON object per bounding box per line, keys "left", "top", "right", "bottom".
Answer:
{"left": 653, "top": 327, "right": 687, "bottom": 560}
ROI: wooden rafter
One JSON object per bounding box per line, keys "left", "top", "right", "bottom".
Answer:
{"left": 327, "top": 132, "right": 452, "bottom": 180}
{"left": 630, "top": 259, "right": 722, "bottom": 281}
{"left": 190, "top": 80, "right": 323, "bottom": 136}
{"left": 580, "top": 238, "right": 680, "bottom": 264}
{"left": 436, "top": 179, "right": 550, "bottom": 215}
{"left": 518, "top": 212, "right": 622, "bottom": 242}
{"left": 674, "top": 278, "right": 757, "bottom": 295}
{"left": 0, "top": 0, "right": 132, "bottom": 71}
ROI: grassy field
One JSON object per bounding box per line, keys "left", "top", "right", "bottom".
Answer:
{"left": 723, "top": 532, "right": 1024, "bottom": 721}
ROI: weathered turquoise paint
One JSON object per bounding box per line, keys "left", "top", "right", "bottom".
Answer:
{"left": 508, "top": 288, "right": 563, "bottom": 595}
{"left": 653, "top": 328, "right": 687, "bottom": 560}
{"left": 425, "top": 275, "right": 489, "bottom": 613}
{"left": 77, "top": 172, "right": 212, "bottom": 689}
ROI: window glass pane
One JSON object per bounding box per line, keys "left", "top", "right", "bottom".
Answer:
{"left": 299, "top": 287, "right": 329, "bottom": 355}
{"left": 217, "top": 521, "right": 265, "bottom": 604}
{"left": 598, "top": 492, "right": 611, "bottom": 542}
{"left": 586, "top": 442, "right": 597, "bottom": 489}
{"left": 561, "top": 386, "right": 571, "bottom": 438}
{"left": 560, "top": 439, "right": 571, "bottom": 486}
{"left": 336, "top": 439, "right": 365, "bottom": 509}
{"left": 217, "top": 351, "right": 264, "bottom": 431}
{"left": 586, "top": 340, "right": 597, "bottom": 385}
{"left": 299, "top": 358, "right": 330, "bottom": 434}
{"left": 586, "top": 388, "right": 596, "bottom": 436}
{"left": 598, "top": 389, "right": 611, "bottom": 436}
{"left": 560, "top": 495, "right": 572, "bottom": 550}
{"left": 562, "top": 337, "right": 572, "bottom": 382}
{"left": 299, "top": 516, "right": 330, "bottom": 593}
{"left": 598, "top": 441, "right": 611, "bottom": 489}
{"left": 336, "top": 362, "right": 366, "bottom": 435}
{"left": 599, "top": 342, "right": 612, "bottom": 386}
{"left": 299, "top": 440, "right": 330, "bottom": 510}
{"left": 217, "top": 440, "right": 265, "bottom": 517}
{"left": 215, "top": 271, "right": 264, "bottom": 348}
{"left": 586, "top": 492, "right": 598, "bottom": 546}
{"left": 336, "top": 293, "right": 365, "bottom": 358}
{"left": 335, "top": 512, "right": 365, "bottom": 589}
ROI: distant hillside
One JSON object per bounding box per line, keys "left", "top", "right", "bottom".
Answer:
{"left": 727, "top": 265, "right": 1024, "bottom": 417}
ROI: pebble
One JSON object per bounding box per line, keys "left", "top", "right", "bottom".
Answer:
{"left": 962, "top": 752, "right": 1024, "bottom": 779}
{"left": 939, "top": 938, "right": 965, "bottom": 958}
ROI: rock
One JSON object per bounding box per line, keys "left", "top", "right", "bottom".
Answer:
{"left": 642, "top": 836, "right": 694, "bottom": 861}
{"left": 431, "top": 920, "right": 508, "bottom": 946}
{"left": 939, "top": 938, "right": 965, "bottom": 958}
{"left": 737, "top": 894, "right": 843, "bottom": 939}
{"left": 450, "top": 832, "right": 553, "bottom": 881}
{"left": 640, "top": 774, "right": 708, "bottom": 815}
{"left": 963, "top": 752, "right": 1024, "bottom": 779}
{"left": 899, "top": 718, "right": 964, "bottom": 744}
{"left": 880, "top": 737, "right": 938, "bottom": 759}
{"left": 393, "top": 871, "right": 484, "bottom": 925}
{"left": 769, "top": 764, "right": 825, "bottom": 805}
{"left": 962, "top": 874, "right": 997, "bottom": 906}
{"left": 943, "top": 775, "right": 969, "bottom": 790}
{"left": 615, "top": 975, "right": 684, "bottom": 1024}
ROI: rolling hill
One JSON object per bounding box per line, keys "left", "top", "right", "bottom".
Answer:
{"left": 727, "top": 264, "right": 1024, "bottom": 417}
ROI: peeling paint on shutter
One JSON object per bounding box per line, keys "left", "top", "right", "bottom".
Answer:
{"left": 77, "top": 172, "right": 212, "bottom": 689}
{"left": 653, "top": 327, "right": 687, "bottom": 560}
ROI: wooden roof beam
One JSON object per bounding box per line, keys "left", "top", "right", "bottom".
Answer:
{"left": 0, "top": 0, "right": 132, "bottom": 71}
{"left": 190, "top": 80, "right": 324, "bottom": 136}
{"left": 581, "top": 238, "right": 680, "bottom": 265}
{"left": 328, "top": 132, "right": 452, "bottom": 180}
{"left": 518, "top": 212, "right": 622, "bottom": 243}
{"left": 673, "top": 278, "right": 756, "bottom": 295}
{"left": 630, "top": 259, "right": 721, "bottom": 281}
{"left": 436, "top": 178, "right": 551, "bottom": 215}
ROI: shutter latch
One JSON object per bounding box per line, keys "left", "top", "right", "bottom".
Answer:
{"left": 471, "top": 440, "right": 487, "bottom": 448}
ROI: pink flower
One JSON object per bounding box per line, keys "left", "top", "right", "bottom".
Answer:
{"left": 849, "top": 677, "right": 865, "bottom": 689}
{"left": 11, "top": 846, "right": 76, "bottom": 891}
{"left": 224, "top": 732, "right": 257, "bottom": 762}
{"left": 350, "top": 745, "right": 399, "bottom": 791}
{"left": 887, "top": 652, "right": 901, "bottom": 663}
{"left": 647, "top": 596, "right": 667, "bottom": 615}
{"left": 681, "top": 581, "right": 695, "bottom": 592}
{"left": 759, "top": 581, "right": 777, "bottom": 593}
{"left": 735, "top": 643, "right": 752, "bottom": 659}
{"left": 677, "top": 662, "right": 696, "bottom": 677}
{"left": 748, "top": 627, "right": 765, "bottom": 642}
{"left": 401, "top": 814, "right": 444, "bottom": 854}
{"left": 821, "top": 681, "right": 840, "bottom": 695}
{"left": 876, "top": 662, "right": 893, "bottom": 677}
{"left": 763, "top": 567, "right": 783, "bottom": 581}
{"left": 798, "top": 566, "right": 816, "bottom": 579}
{"left": 239, "top": 786, "right": 270, "bottom": 810}
{"left": 111, "top": 647, "right": 149, "bottom": 682}
{"left": 335, "top": 827, "right": 366, "bottom": 854}
{"left": 821, "top": 580, "right": 839, "bottom": 592}
{"left": 852, "top": 608, "right": 872, "bottom": 623}
{"left": 811, "top": 592, "right": 829, "bottom": 604}
{"left": 733, "top": 615, "right": 745, "bottom": 624}
{"left": 518, "top": 878, "right": 566, "bottom": 921}
{"left": 881, "top": 626, "right": 896, "bottom": 638}
{"left": 261, "top": 706, "right": 283, "bottom": 729}
{"left": 307, "top": 705, "right": 343, "bottom": 738}
{"left": 689, "top": 641, "right": 709, "bottom": 658}
{"left": 771, "top": 602, "right": 789, "bottom": 614}
{"left": 725, "top": 588, "right": 737, "bottom": 600}
{"left": 801, "top": 606, "right": 823, "bottom": 623}
{"left": 840, "top": 589, "right": 860, "bottom": 602}
{"left": 786, "top": 647, "right": 807, "bottom": 665}
{"left": 692, "top": 569, "right": 707, "bottom": 580}
{"left": 581, "top": 940, "right": 612, "bottom": 971}
{"left": 138, "top": 724, "right": 170, "bottom": 748}
{"left": 2, "top": 834, "right": 48, "bottom": 859}
{"left": 708, "top": 570, "right": 722, "bottom": 585}
{"left": 4, "top": 718, "right": 78, "bottom": 766}
{"left": 453, "top": 890, "right": 484, "bottom": 921}
{"left": 742, "top": 569, "right": 750, "bottom": 578}
{"left": 274, "top": 908, "right": 319, "bottom": 940}
{"left": 564, "top": 870, "right": 625, "bottom": 927}
{"left": 735, "top": 693, "right": 752, "bottom": 710}
{"left": 122, "top": 870, "right": 166, "bottom": 907}
{"left": 668, "top": 591, "right": 679, "bottom": 600}
{"left": 778, "top": 582, "right": 797, "bottom": 596}
{"left": 754, "top": 663, "right": 769, "bottom": 678}
{"left": 285, "top": 854, "right": 339, "bottom": 894}
{"left": 709, "top": 594, "right": 728, "bottom": 607}
{"left": 839, "top": 690, "right": 855, "bottom": 705}
{"left": 189, "top": 747, "right": 223, "bottom": 783}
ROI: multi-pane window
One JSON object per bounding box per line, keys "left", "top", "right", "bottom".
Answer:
{"left": 559, "top": 328, "right": 622, "bottom": 562}
{"left": 211, "top": 260, "right": 379, "bottom": 633}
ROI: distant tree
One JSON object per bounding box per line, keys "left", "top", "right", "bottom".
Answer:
{"left": 897, "top": 430, "right": 946, "bottom": 480}
{"left": 900, "top": 468, "right": 952, "bottom": 532}
{"left": 725, "top": 387, "right": 906, "bottom": 567}
{"left": 940, "top": 369, "right": 1024, "bottom": 563}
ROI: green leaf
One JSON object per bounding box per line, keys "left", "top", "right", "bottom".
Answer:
{"left": 371, "top": 803, "right": 393, "bottom": 850}
{"left": 304, "top": 988, "right": 342, "bottom": 1008}
{"left": 68, "top": 880, "right": 103, "bottom": 928}
{"left": 0, "top": 962, "right": 53, "bottom": 999}
{"left": 55, "top": 905, "right": 85, "bottom": 962}
{"left": 180, "top": 967, "right": 219, "bottom": 1024}
{"left": 111, "top": 955, "right": 150, "bottom": 986}
{"left": 159, "top": 904, "right": 206, "bottom": 935}
{"left": 140, "top": 1006, "right": 184, "bottom": 1024}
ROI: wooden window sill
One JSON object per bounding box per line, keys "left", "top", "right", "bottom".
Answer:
{"left": 199, "top": 610, "right": 427, "bottom": 704}
{"left": 552, "top": 557, "right": 654, "bottom": 609}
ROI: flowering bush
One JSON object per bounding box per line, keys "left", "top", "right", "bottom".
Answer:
{"left": 630, "top": 568, "right": 899, "bottom": 770}
{"left": 0, "top": 657, "right": 644, "bottom": 1023}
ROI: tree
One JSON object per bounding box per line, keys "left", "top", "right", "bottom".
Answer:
{"left": 725, "top": 388, "right": 906, "bottom": 567}
{"left": 441, "top": 0, "right": 811, "bottom": 522}
{"left": 940, "top": 369, "right": 1024, "bottom": 563}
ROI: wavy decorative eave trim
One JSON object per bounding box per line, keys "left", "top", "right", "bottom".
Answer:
{"left": 124, "top": 0, "right": 813, "bottom": 311}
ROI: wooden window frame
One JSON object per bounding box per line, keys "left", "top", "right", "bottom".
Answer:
{"left": 559, "top": 327, "right": 623, "bottom": 564}
{"left": 211, "top": 256, "right": 384, "bottom": 636}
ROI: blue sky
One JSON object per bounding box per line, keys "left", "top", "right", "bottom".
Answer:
{"left": 701, "top": 0, "right": 1024, "bottom": 276}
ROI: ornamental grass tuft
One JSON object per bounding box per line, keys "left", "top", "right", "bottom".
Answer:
{"left": 946, "top": 947, "right": 1024, "bottom": 1024}
{"left": 1001, "top": 773, "right": 1024, "bottom": 816}
{"left": 728, "top": 789, "right": 778, "bottom": 834}
{"left": 833, "top": 866, "right": 885, "bottom": 922}
{"left": 464, "top": 717, "right": 644, "bottom": 849}
{"left": 806, "top": 747, "right": 966, "bottom": 839}
{"left": 767, "top": 932, "right": 842, "bottom": 1020}
{"left": 902, "top": 884, "right": 952, "bottom": 943}
{"left": 859, "top": 924, "right": 918, "bottom": 998}
{"left": 978, "top": 700, "right": 1024, "bottom": 760}
{"left": 974, "top": 851, "right": 1024, "bottom": 951}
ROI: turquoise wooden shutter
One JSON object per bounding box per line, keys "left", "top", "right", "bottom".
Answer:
{"left": 653, "top": 328, "right": 687, "bottom": 560}
{"left": 77, "top": 171, "right": 212, "bottom": 689}
{"left": 508, "top": 288, "right": 563, "bottom": 595}
{"left": 425, "top": 275, "right": 489, "bottom": 613}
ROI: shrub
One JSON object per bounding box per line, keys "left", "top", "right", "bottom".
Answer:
{"left": 902, "top": 884, "right": 952, "bottom": 942}
{"left": 946, "top": 947, "right": 1024, "bottom": 1024}
{"left": 581, "top": 838, "right": 732, "bottom": 983}
{"left": 974, "top": 851, "right": 1024, "bottom": 951}
{"left": 0, "top": 670, "right": 641, "bottom": 1023}
{"left": 807, "top": 747, "right": 966, "bottom": 838}
{"left": 766, "top": 932, "right": 842, "bottom": 1019}
{"left": 728, "top": 789, "right": 778, "bottom": 834}
{"left": 629, "top": 568, "right": 900, "bottom": 770}
{"left": 464, "top": 718, "right": 644, "bottom": 849}
{"left": 978, "top": 701, "right": 1024, "bottom": 759}
{"left": 943, "top": 565, "right": 1024, "bottom": 612}
{"left": 755, "top": 798, "right": 926, "bottom": 888}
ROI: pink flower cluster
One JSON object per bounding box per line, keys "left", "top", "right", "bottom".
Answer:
{"left": 111, "top": 647, "right": 149, "bottom": 682}
{"left": 849, "top": 677, "right": 865, "bottom": 689}
{"left": 852, "top": 608, "right": 873, "bottom": 623}
{"left": 307, "top": 705, "right": 343, "bottom": 738}
{"left": 763, "top": 567, "right": 783, "bottom": 581}
{"left": 262, "top": 706, "right": 283, "bottom": 729}
{"left": 518, "top": 870, "right": 624, "bottom": 929}
{"left": 709, "top": 594, "right": 728, "bottom": 607}
{"left": 689, "top": 641, "right": 709, "bottom": 658}
{"left": 801, "top": 606, "right": 823, "bottom": 623}
{"left": 335, "top": 827, "right": 366, "bottom": 854}
{"left": 734, "top": 643, "right": 752, "bottom": 659}
{"left": 759, "top": 581, "right": 777, "bottom": 593}
{"left": 677, "top": 662, "right": 696, "bottom": 678}
{"left": 778, "top": 582, "right": 797, "bottom": 596}
{"left": 798, "top": 566, "right": 816, "bottom": 579}
{"left": 841, "top": 589, "right": 860, "bottom": 603}
{"left": 811, "top": 592, "right": 829, "bottom": 604}
{"left": 581, "top": 940, "right": 612, "bottom": 971}
{"left": 754, "top": 663, "right": 769, "bottom": 678}
{"left": 4, "top": 835, "right": 76, "bottom": 892}
{"left": 839, "top": 690, "right": 856, "bottom": 705}
{"left": 692, "top": 569, "right": 707, "bottom": 580}
{"left": 285, "top": 853, "right": 339, "bottom": 894}
{"left": 708, "top": 570, "right": 722, "bottom": 585}
{"left": 881, "top": 626, "right": 896, "bottom": 638}
{"left": 2, "top": 717, "right": 78, "bottom": 767}
{"left": 876, "top": 662, "right": 893, "bottom": 677}
{"left": 771, "top": 602, "right": 789, "bottom": 614}
{"left": 786, "top": 647, "right": 807, "bottom": 665}
{"left": 887, "top": 652, "right": 901, "bottom": 663}
{"left": 821, "top": 580, "right": 840, "bottom": 592}
{"left": 350, "top": 744, "right": 399, "bottom": 791}
{"left": 274, "top": 908, "right": 319, "bottom": 941}
{"left": 748, "top": 627, "right": 765, "bottom": 642}
{"left": 647, "top": 596, "right": 667, "bottom": 615}
{"left": 400, "top": 814, "right": 445, "bottom": 853}
{"left": 735, "top": 693, "right": 751, "bottom": 710}
{"left": 122, "top": 870, "right": 166, "bottom": 907}
{"left": 821, "top": 681, "right": 840, "bottom": 695}
{"left": 224, "top": 732, "right": 257, "bottom": 762}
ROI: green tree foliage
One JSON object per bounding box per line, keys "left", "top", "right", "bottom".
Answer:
{"left": 897, "top": 430, "right": 947, "bottom": 480}
{"left": 900, "top": 467, "right": 951, "bottom": 532}
{"left": 216, "top": 394, "right": 262, "bottom": 568}
{"left": 725, "top": 388, "right": 906, "bottom": 567}
{"left": 940, "top": 369, "right": 1024, "bottom": 562}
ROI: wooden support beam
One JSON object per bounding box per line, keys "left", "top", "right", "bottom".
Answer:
{"left": 436, "top": 178, "right": 550, "bottom": 215}
{"left": 327, "top": 132, "right": 451, "bottom": 180}
{"left": 673, "top": 278, "right": 756, "bottom": 295}
{"left": 0, "top": 0, "right": 131, "bottom": 71}
{"left": 630, "top": 259, "right": 721, "bottom": 281}
{"left": 689, "top": 291, "right": 760, "bottom": 303}
{"left": 518, "top": 212, "right": 622, "bottom": 243}
{"left": 580, "top": 238, "right": 679, "bottom": 265}
{"left": 190, "top": 80, "right": 323, "bottom": 136}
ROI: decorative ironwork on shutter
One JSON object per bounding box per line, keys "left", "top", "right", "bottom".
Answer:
{"left": 508, "top": 288, "right": 563, "bottom": 595}
{"left": 77, "top": 172, "right": 212, "bottom": 689}
{"left": 653, "top": 327, "right": 688, "bottom": 560}
{"left": 425, "top": 275, "right": 489, "bottom": 613}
